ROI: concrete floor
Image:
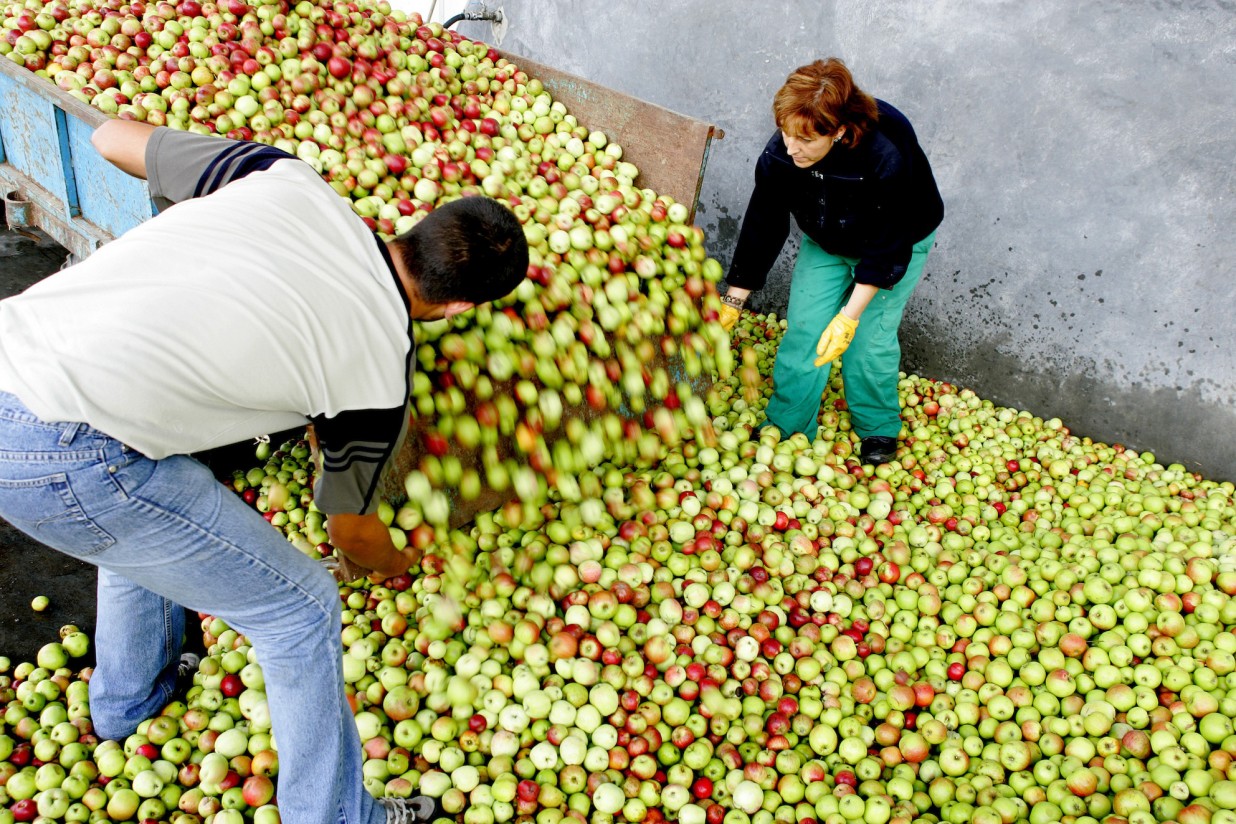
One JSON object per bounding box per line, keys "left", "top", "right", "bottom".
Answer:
{"left": 0, "top": 225, "right": 96, "bottom": 669}
{"left": 0, "top": 224, "right": 269, "bottom": 669}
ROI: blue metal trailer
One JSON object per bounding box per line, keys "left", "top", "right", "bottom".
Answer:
{"left": 0, "top": 57, "right": 154, "bottom": 261}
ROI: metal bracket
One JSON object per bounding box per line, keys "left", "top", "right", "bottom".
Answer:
{"left": 450, "top": 1, "right": 506, "bottom": 43}
{"left": 54, "top": 107, "right": 82, "bottom": 219}
{"left": 490, "top": 6, "right": 508, "bottom": 44}
{"left": 4, "top": 191, "right": 31, "bottom": 229}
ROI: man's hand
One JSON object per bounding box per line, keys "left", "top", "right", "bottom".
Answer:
{"left": 327, "top": 544, "right": 422, "bottom": 584}
{"left": 304, "top": 424, "right": 324, "bottom": 476}
{"left": 814, "top": 312, "right": 859, "bottom": 367}
{"left": 719, "top": 304, "right": 741, "bottom": 331}
{"left": 326, "top": 512, "right": 417, "bottom": 580}
{"left": 324, "top": 554, "right": 374, "bottom": 585}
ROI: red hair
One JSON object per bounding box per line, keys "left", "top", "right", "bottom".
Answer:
{"left": 772, "top": 58, "right": 879, "bottom": 149}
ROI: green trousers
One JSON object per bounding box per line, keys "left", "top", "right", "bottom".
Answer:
{"left": 764, "top": 232, "right": 936, "bottom": 439}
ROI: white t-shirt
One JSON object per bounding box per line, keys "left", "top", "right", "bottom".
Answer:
{"left": 0, "top": 129, "right": 414, "bottom": 515}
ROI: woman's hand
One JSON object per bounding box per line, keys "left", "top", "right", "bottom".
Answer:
{"left": 813, "top": 283, "right": 879, "bottom": 366}
{"left": 814, "top": 312, "right": 860, "bottom": 366}
{"left": 719, "top": 288, "right": 751, "bottom": 331}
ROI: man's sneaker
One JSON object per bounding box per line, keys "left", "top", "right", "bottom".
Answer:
{"left": 379, "top": 796, "right": 446, "bottom": 824}
{"left": 860, "top": 436, "right": 899, "bottom": 465}
{"left": 174, "top": 652, "right": 200, "bottom": 697}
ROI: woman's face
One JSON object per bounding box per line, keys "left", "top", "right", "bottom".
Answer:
{"left": 782, "top": 127, "right": 844, "bottom": 168}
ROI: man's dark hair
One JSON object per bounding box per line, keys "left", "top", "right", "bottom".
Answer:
{"left": 392, "top": 196, "right": 529, "bottom": 305}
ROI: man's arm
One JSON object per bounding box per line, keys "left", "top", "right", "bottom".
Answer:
{"left": 307, "top": 423, "right": 417, "bottom": 581}
{"left": 94, "top": 122, "right": 297, "bottom": 209}
{"left": 327, "top": 512, "right": 419, "bottom": 580}
{"left": 310, "top": 403, "right": 416, "bottom": 581}
{"left": 91, "top": 120, "right": 159, "bottom": 180}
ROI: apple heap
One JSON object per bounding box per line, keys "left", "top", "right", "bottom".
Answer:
{"left": 5, "top": 308, "right": 1236, "bottom": 824}
{"left": 1, "top": 0, "right": 734, "bottom": 522}
{"left": 226, "top": 437, "right": 337, "bottom": 560}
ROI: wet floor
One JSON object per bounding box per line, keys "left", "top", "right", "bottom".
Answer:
{"left": 0, "top": 224, "right": 269, "bottom": 670}
{"left": 0, "top": 224, "right": 95, "bottom": 668}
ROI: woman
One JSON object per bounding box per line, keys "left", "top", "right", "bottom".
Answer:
{"left": 718, "top": 57, "right": 944, "bottom": 466}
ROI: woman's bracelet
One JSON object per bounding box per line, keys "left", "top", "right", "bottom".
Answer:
{"left": 721, "top": 293, "right": 746, "bottom": 309}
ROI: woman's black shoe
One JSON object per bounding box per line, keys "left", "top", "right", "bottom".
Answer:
{"left": 860, "top": 436, "right": 899, "bottom": 465}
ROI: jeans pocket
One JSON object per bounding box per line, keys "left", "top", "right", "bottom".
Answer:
{"left": 0, "top": 472, "right": 117, "bottom": 557}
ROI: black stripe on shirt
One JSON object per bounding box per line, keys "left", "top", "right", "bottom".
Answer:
{"left": 194, "top": 144, "right": 294, "bottom": 199}
{"left": 321, "top": 444, "right": 392, "bottom": 471}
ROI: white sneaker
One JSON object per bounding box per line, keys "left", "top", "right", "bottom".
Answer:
{"left": 174, "top": 652, "right": 201, "bottom": 696}
{"left": 379, "top": 796, "right": 446, "bottom": 824}
{"left": 177, "top": 652, "right": 201, "bottom": 678}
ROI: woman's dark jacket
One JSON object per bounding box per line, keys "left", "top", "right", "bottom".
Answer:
{"left": 726, "top": 100, "right": 944, "bottom": 291}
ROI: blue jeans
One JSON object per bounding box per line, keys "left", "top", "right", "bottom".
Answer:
{"left": 0, "top": 392, "right": 381, "bottom": 824}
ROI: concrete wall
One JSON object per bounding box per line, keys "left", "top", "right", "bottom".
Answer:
{"left": 458, "top": 1, "right": 1236, "bottom": 482}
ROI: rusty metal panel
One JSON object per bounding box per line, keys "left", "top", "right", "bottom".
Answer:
{"left": 497, "top": 51, "right": 723, "bottom": 222}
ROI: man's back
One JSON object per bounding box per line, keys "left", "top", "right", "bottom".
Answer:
{"left": 0, "top": 139, "right": 411, "bottom": 460}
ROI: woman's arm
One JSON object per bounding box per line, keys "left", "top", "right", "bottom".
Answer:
{"left": 724, "top": 142, "right": 794, "bottom": 296}
{"left": 842, "top": 283, "right": 879, "bottom": 320}
{"left": 90, "top": 120, "right": 159, "bottom": 180}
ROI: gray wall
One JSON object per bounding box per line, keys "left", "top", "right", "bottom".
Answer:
{"left": 462, "top": 1, "right": 1236, "bottom": 482}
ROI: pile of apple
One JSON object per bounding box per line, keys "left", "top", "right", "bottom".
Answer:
{"left": 1, "top": 0, "right": 734, "bottom": 539}
{"left": 5, "top": 2, "right": 1236, "bottom": 824}
{"left": 5, "top": 305, "right": 1236, "bottom": 824}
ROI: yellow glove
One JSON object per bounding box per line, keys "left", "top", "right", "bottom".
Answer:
{"left": 813, "top": 312, "right": 859, "bottom": 367}
{"left": 719, "top": 304, "right": 741, "bottom": 331}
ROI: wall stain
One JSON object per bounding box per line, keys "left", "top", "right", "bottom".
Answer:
{"left": 903, "top": 321, "right": 1236, "bottom": 481}
{"left": 499, "top": 1, "right": 1236, "bottom": 486}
